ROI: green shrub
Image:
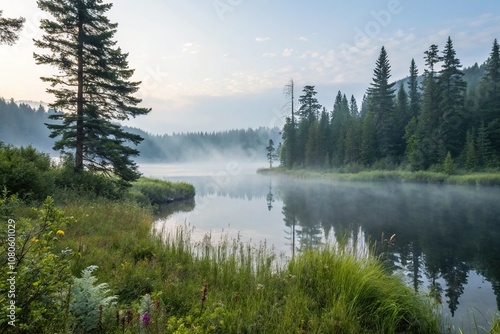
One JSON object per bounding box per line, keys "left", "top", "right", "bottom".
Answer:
{"left": 51, "top": 156, "right": 123, "bottom": 201}
{"left": 0, "top": 144, "right": 54, "bottom": 201}
{"left": 443, "top": 152, "right": 455, "bottom": 175}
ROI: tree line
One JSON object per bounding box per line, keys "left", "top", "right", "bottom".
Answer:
{"left": 129, "top": 126, "right": 281, "bottom": 162}
{"left": 280, "top": 37, "right": 500, "bottom": 172}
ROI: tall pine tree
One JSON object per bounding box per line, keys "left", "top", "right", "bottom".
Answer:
{"left": 281, "top": 79, "right": 298, "bottom": 167}
{"left": 408, "top": 58, "right": 421, "bottom": 119}
{"left": 438, "top": 37, "right": 467, "bottom": 158}
{"left": 416, "top": 44, "right": 442, "bottom": 168}
{"left": 394, "top": 83, "right": 409, "bottom": 159}
{"left": 367, "top": 46, "right": 396, "bottom": 159}
{"left": 34, "top": 0, "right": 150, "bottom": 182}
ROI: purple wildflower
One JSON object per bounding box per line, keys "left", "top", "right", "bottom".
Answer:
{"left": 141, "top": 312, "right": 151, "bottom": 326}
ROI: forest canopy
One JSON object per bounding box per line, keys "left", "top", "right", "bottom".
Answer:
{"left": 280, "top": 37, "right": 500, "bottom": 172}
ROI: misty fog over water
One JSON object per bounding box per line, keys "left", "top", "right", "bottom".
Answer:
{"left": 139, "top": 162, "right": 500, "bottom": 332}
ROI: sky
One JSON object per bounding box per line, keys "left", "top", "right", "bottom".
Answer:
{"left": 1, "top": 0, "right": 500, "bottom": 134}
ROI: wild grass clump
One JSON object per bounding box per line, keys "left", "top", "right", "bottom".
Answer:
{"left": 287, "top": 246, "right": 440, "bottom": 333}
{"left": 130, "top": 177, "right": 195, "bottom": 205}
{"left": 490, "top": 314, "right": 500, "bottom": 334}
{"left": 139, "top": 225, "right": 441, "bottom": 333}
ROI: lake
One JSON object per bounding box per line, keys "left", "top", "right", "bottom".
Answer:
{"left": 139, "top": 162, "right": 500, "bottom": 332}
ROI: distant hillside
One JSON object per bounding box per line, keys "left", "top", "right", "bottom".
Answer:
{"left": 0, "top": 98, "right": 281, "bottom": 162}
{"left": 0, "top": 98, "right": 56, "bottom": 153}
{"left": 394, "top": 61, "right": 487, "bottom": 92}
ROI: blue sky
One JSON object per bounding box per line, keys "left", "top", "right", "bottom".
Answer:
{"left": 1, "top": 0, "right": 499, "bottom": 134}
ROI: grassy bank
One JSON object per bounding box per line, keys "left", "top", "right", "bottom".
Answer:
{"left": 258, "top": 167, "right": 500, "bottom": 186}
{"left": 1, "top": 194, "right": 447, "bottom": 333}
{"left": 56, "top": 200, "right": 442, "bottom": 333}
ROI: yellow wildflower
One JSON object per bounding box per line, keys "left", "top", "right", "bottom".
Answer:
{"left": 56, "top": 230, "right": 65, "bottom": 236}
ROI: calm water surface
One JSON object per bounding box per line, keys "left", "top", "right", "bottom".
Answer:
{"left": 140, "top": 162, "right": 500, "bottom": 332}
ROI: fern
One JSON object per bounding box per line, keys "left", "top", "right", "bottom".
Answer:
{"left": 70, "top": 265, "right": 117, "bottom": 333}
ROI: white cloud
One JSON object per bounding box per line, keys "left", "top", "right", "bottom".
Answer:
{"left": 298, "top": 36, "right": 309, "bottom": 41}
{"left": 255, "top": 37, "right": 271, "bottom": 42}
{"left": 262, "top": 53, "right": 277, "bottom": 58}
{"left": 282, "top": 48, "right": 294, "bottom": 57}
{"left": 181, "top": 42, "right": 201, "bottom": 54}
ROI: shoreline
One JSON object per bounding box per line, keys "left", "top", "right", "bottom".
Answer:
{"left": 257, "top": 167, "right": 500, "bottom": 186}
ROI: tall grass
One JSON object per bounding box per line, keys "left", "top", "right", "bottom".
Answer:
{"left": 58, "top": 202, "right": 442, "bottom": 333}
{"left": 491, "top": 315, "right": 500, "bottom": 334}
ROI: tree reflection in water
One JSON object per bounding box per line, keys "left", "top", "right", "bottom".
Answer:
{"left": 269, "top": 178, "right": 500, "bottom": 320}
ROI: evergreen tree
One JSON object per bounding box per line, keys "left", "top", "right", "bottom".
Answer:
{"left": 367, "top": 46, "right": 396, "bottom": 159}
{"left": 394, "top": 83, "right": 409, "bottom": 159}
{"left": 481, "top": 39, "right": 500, "bottom": 123}
{"left": 34, "top": 0, "right": 150, "bottom": 182}
{"left": 305, "top": 118, "right": 321, "bottom": 167}
{"left": 360, "top": 94, "right": 368, "bottom": 118}
{"left": 349, "top": 95, "right": 359, "bottom": 118}
{"left": 0, "top": 10, "right": 25, "bottom": 45}
{"left": 480, "top": 39, "right": 500, "bottom": 162}
{"left": 404, "top": 117, "right": 424, "bottom": 170}
{"left": 424, "top": 44, "right": 440, "bottom": 73}
{"left": 330, "top": 91, "right": 350, "bottom": 166}
{"left": 282, "top": 79, "right": 297, "bottom": 167}
{"left": 266, "top": 139, "right": 276, "bottom": 168}
{"left": 297, "top": 85, "right": 321, "bottom": 120}
{"left": 443, "top": 151, "right": 454, "bottom": 175}
{"left": 476, "top": 122, "right": 493, "bottom": 167}
{"left": 438, "top": 37, "right": 467, "bottom": 158}
{"left": 294, "top": 85, "right": 321, "bottom": 167}
{"left": 318, "top": 107, "right": 331, "bottom": 167}
{"left": 344, "top": 115, "right": 361, "bottom": 164}
{"left": 463, "top": 130, "right": 476, "bottom": 171}
{"left": 281, "top": 117, "right": 295, "bottom": 168}
{"left": 408, "top": 58, "right": 421, "bottom": 119}
{"left": 417, "top": 44, "right": 442, "bottom": 168}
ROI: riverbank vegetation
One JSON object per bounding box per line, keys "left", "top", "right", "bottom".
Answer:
{"left": 259, "top": 167, "right": 500, "bottom": 186}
